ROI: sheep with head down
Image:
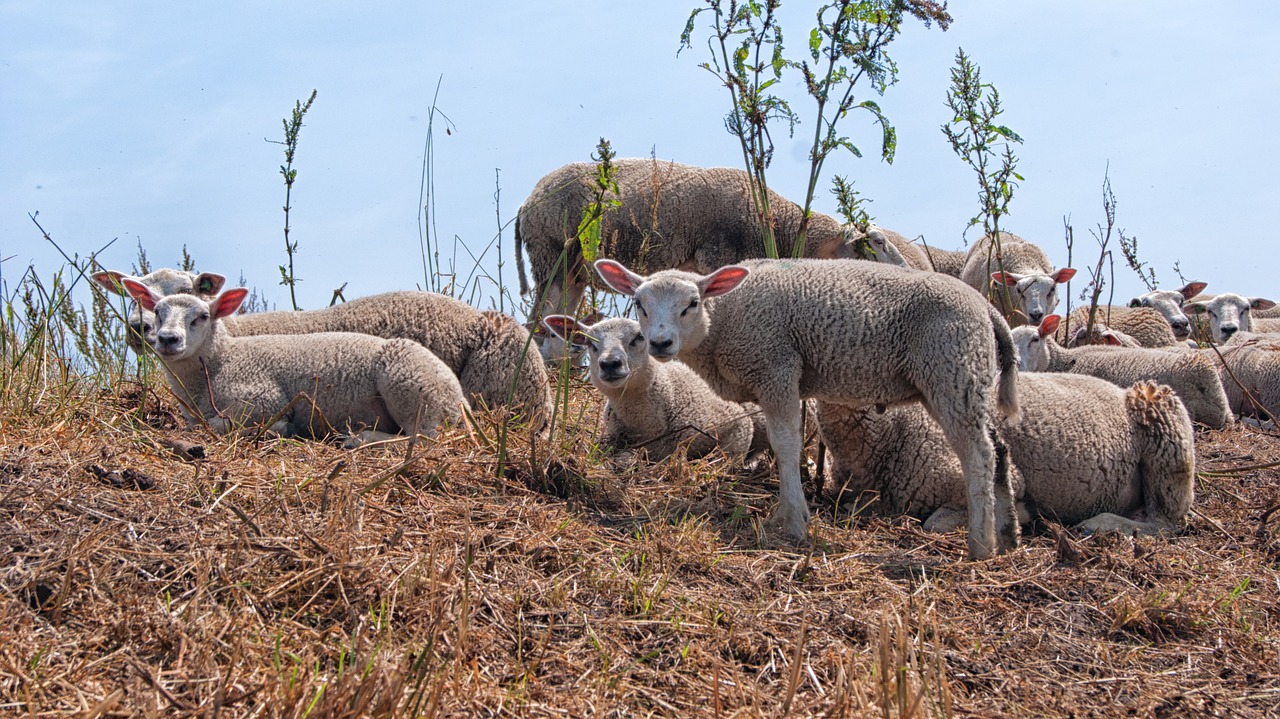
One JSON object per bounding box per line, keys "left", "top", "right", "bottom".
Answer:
{"left": 593, "top": 256, "right": 1020, "bottom": 559}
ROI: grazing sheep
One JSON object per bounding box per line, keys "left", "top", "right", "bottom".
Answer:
{"left": 121, "top": 281, "right": 467, "bottom": 445}
{"left": 542, "top": 315, "right": 763, "bottom": 464}
{"left": 92, "top": 269, "right": 225, "bottom": 351}
{"left": 516, "top": 158, "right": 873, "bottom": 361}
{"left": 818, "top": 373, "right": 1195, "bottom": 536}
{"left": 1184, "top": 293, "right": 1278, "bottom": 343}
{"left": 918, "top": 244, "right": 968, "bottom": 277}
{"left": 1056, "top": 305, "right": 1178, "bottom": 348}
{"left": 865, "top": 225, "right": 930, "bottom": 270}
{"left": 594, "top": 257, "right": 1020, "bottom": 559}
{"left": 959, "top": 232, "right": 1076, "bottom": 327}
{"left": 1013, "top": 315, "right": 1231, "bottom": 428}
{"left": 1127, "top": 281, "right": 1207, "bottom": 340}
{"left": 1200, "top": 334, "right": 1280, "bottom": 423}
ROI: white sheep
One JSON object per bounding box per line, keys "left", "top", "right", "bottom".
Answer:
{"left": 1012, "top": 315, "right": 1232, "bottom": 428}
{"left": 918, "top": 244, "right": 968, "bottom": 277}
{"left": 818, "top": 373, "right": 1195, "bottom": 536}
{"left": 593, "top": 257, "right": 1020, "bottom": 559}
{"left": 1127, "top": 281, "right": 1207, "bottom": 340}
{"left": 1200, "top": 334, "right": 1280, "bottom": 424}
{"left": 1056, "top": 305, "right": 1178, "bottom": 348}
{"left": 120, "top": 280, "right": 467, "bottom": 445}
{"left": 1184, "top": 292, "right": 1278, "bottom": 343}
{"left": 959, "top": 232, "right": 1076, "bottom": 327}
{"left": 92, "top": 269, "right": 225, "bottom": 351}
{"left": 864, "top": 225, "right": 928, "bottom": 269}
{"left": 516, "top": 159, "right": 875, "bottom": 362}
{"left": 542, "top": 315, "right": 765, "bottom": 464}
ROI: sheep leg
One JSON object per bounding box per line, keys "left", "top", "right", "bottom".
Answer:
{"left": 759, "top": 395, "right": 809, "bottom": 540}
{"left": 931, "top": 414, "right": 999, "bottom": 560}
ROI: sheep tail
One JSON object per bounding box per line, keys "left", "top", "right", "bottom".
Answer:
{"left": 989, "top": 304, "right": 1020, "bottom": 417}
{"left": 514, "top": 213, "right": 529, "bottom": 297}
{"left": 1127, "top": 381, "right": 1196, "bottom": 529}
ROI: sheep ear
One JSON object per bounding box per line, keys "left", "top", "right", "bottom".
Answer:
{"left": 594, "top": 259, "right": 645, "bottom": 296}
{"left": 1250, "top": 297, "right": 1277, "bottom": 311}
{"left": 1183, "top": 302, "right": 1209, "bottom": 315}
{"left": 1038, "top": 314, "right": 1061, "bottom": 338}
{"left": 194, "top": 272, "right": 226, "bottom": 295}
{"left": 212, "top": 288, "right": 249, "bottom": 319}
{"left": 1051, "top": 268, "right": 1077, "bottom": 284}
{"left": 991, "top": 271, "right": 1021, "bottom": 287}
{"left": 698, "top": 265, "right": 749, "bottom": 298}
{"left": 1128, "top": 298, "right": 1143, "bottom": 308}
{"left": 121, "top": 278, "right": 160, "bottom": 311}
{"left": 1180, "top": 281, "right": 1208, "bottom": 300}
{"left": 541, "top": 315, "right": 591, "bottom": 346}
{"left": 91, "top": 271, "right": 130, "bottom": 296}
{"left": 1101, "top": 331, "right": 1124, "bottom": 347}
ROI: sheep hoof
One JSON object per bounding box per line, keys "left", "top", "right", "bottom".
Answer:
{"left": 768, "top": 500, "right": 812, "bottom": 541}
{"left": 966, "top": 530, "right": 996, "bottom": 560}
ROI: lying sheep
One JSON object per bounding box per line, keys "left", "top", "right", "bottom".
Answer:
{"left": 121, "top": 280, "right": 467, "bottom": 445}
{"left": 818, "top": 373, "right": 1195, "bottom": 536}
{"left": 1200, "top": 334, "right": 1280, "bottom": 423}
{"left": 1013, "top": 315, "right": 1231, "bottom": 428}
{"left": 93, "top": 269, "right": 225, "bottom": 351}
{"left": 1184, "top": 292, "right": 1278, "bottom": 343}
{"left": 918, "top": 244, "right": 968, "bottom": 277}
{"left": 864, "top": 225, "right": 929, "bottom": 269}
{"left": 516, "top": 159, "right": 874, "bottom": 361}
{"left": 542, "top": 315, "right": 765, "bottom": 464}
{"left": 1128, "top": 281, "right": 1207, "bottom": 340}
{"left": 594, "top": 257, "right": 1020, "bottom": 559}
{"left": 959, "top": 232, "right": 1075, "bottom": 327}
{"left": 1056, "top": 305, "right": 1178, "bottom": 348}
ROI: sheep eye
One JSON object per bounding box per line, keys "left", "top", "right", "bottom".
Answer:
{"left": 635, "top": 300, "right": 646, "bottom": 317}
{"left": 681, "top": 299, "right": 698, "bottom": 316}
{"left": 630, "top": 333, "right": 644, "bottom": 347}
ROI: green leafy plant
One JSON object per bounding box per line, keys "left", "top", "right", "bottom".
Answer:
{"left": 576, "top": 138, "right": 622, "bottom": 264}
{"left": 270, "top": 89, "right": 317, "bottom": 311}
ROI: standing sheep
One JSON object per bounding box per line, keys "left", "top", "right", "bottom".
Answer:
{"left": 818, "top": 373, "right": 1195, "bottom": 536}
{"left": 93, "top": 269, "right": 225, "bottom": 351}
{"left": 1184, "top": 293, "right": 1278, "bottom": 343}
{"left": 1127, "top": 281, "right": 1207, "bottom": 340}
{"left": 121, "top": 281, "right": 467, "bottom": 445}
{"left": 516, "top": 159, "right": 872, "bottom": 361}
{"left": 593, "top": 257, "right": 1020, "bottom": 559}
{"left": 959, "top": 232, "right": 1076, "bottom": 327}
{"left": 1012, "top": 315, "right": 1231, "bottom": 428}
{"left": 542, "top": 315, "right": 764, "bottom": 464}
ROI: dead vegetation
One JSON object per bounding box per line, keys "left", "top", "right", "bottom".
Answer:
{"left": 2, "top": 369, "right": 1280, "bottom": 718}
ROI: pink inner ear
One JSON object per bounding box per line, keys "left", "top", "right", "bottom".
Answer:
{"left": 1052, "top": 268, "right": 1077, "bottom": 283}
{"left": 990, "top": 271, "right": 1018, "bottom": 287}
{"left": 1102, "top": 332, "right": 1123, "bottom": 346}
{"left": 92, "top": 271, "right": 128, "bottom": 295}
{"left": 1038, "top": 314, "right": 1061, "bottom": 338}
{"left": 213, "top": 288, "right": 249, "bottom": 319}
{"left": 700, "top": 266, "right": 749, "bottom": 297}
{"left": 541, "top": 315, "right": 582, "bottom": 342}
{"left": 1182, "top": 281, "right": 1208, "bottom": 299}
{"left": 594, "top": 260, "right": 641, "bottom": 296}
{"left": 121, "top": 279, "right": 158, "bottom": 311}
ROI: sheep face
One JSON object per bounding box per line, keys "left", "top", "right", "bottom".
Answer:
{"left": 1128, "top": 281, "right": 1206, "bottom": 339}
{"left": 861, "top": 226, "right": 907, "bottom": 267}
{"left": 121, "top": 279, "right": 247, "bottom": 360}
{"left": 92, "top": 269, "right": 226, "bottom": 351}
{"left": 1011, "top": 314, "right": 1058, "bottom": 372}
{"left": 594, "top": 260, "right": 749, "bottom": 362}
{"left": 1184, "top": 293, "right": 1277, "bottom": 342}
{"left": 991, "top": 268, "right": 1075, "bottom": 326}
{"left": 543, "top": 315, "right": 653, "bottom": 395}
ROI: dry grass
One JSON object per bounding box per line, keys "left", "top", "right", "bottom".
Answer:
{"left": 3, "top": 374, "right": 1280, "bottom": 718}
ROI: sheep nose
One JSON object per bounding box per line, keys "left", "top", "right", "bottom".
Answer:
{"left": 1028, "top": 310, "right": 1044, "bottom": 324}
{"left": 156, "top": 331, "right": 181, "bottom": 348}
{"left": 599, "top": 357, "right": 623, "bottom": 373}
{"left": 1220, "top": 325, "right": 1237, "bottom": 339}
{"left": 649, "top": 337, "right": 673, "bottom": 354}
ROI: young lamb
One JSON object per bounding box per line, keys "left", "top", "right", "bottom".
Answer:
{"left": 516, "top": 158, "right": 875, "bottom": 362}
{"left": 1127, "top": 281, "right": 1208, "bottom": 340}
{"left": 1184, "top": 292, "right": 1278, "bottom": 343}
{"left": 594, "top": 257, "right": 1021, "bottom": 559}
{"left": 959, "top": 232, "right": 1076, "bottom": 327}
{"left": 1013, "top": 315, "right": 1232, "bottom": 428}
{"left": 1056, "top": 305, "right": 1178, "bottom": 348}
{"left": 542, "top": 315, "right": 764, "bottom": 464}
{"left": 121, "top": 280, "right": 467, "bottom": 445}
{"left": 818, "top": 373, "right": 1195, "bottom": 536}
{"left": 93, "top": 269, "right": 225, "bottom": 351}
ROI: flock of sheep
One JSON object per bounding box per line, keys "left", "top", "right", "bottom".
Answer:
{"left": 93, "top": 158, "right": 1280, "bottom": 560}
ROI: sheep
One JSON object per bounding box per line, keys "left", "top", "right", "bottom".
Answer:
{"left": 96, "top": 270, "right": 552, "bottom": 431}
{"left": 92, "top": 269, "right": 226, "bottom": 351}
{"left": 1012, "top": 315, "right": 1232, "bottom": 428}
{"left": 516, "top": 158, "right": 875, "bottom": 362}
{"left": 1127, "top": 281, "right": 1207, "bottom": 340}
{"left": 1055, "top": 305, "right": 1178, "bottom": 348}
{"left": 918, "top": 244, "right": 968, "bottom": 277}
{"left": 817, "top": 373, "right": 1195, "bottom": 536}
{"left": 1183, "top": 292, "right": 1278, "bottom": 343}
{"left": 541, "top": 315, "right": 765, "bottom": 464}
{"left": 120, "top": 280, "right": 467, "bottom": 445}
{"left": 864, "top": 225, "right": 930, "bottom": 270}
{"left": 593, "top": 257, "right": 1021, "bottom": 559}
{"left": 959, "top": 232, "right": 1076, "bottom": 327}
{"left": 1200, "top": 334, "right": 1280, "bottom": 424}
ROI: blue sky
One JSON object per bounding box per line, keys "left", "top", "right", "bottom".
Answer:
{"left": 3, "top": 1, "right": 1277, "bottom": 315}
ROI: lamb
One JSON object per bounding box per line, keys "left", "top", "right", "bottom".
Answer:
{"left": 1012, "top": 315, "right": 1232, "bottom": 428}
{"left": 817, "top": 373, "right": 1195, "bottom": 536}
{"left": 516, "top": 158, "right": 875, "bottom": 361}
{"left": 120, "top": 280, "right": 467, "bottom": 445}
{"left": 96, "top": 270, "right": 552, "bottom": 430}
{"left": 593, "top": 257, "right": 1020, "bottom": 559}
{"left": 1183, "top": 292, "right": 1278, "bottom": 343}
{"left": 1055, "top": 305, "right": 1178, "bottom": 348}
{"left": 959, "top": 232, "right": 1076, "bottom": 327}
{"left": 92, "top": 269, "right": 225, "bottom": 351}
{"left": 1127, "top": 281, "right": 1207, "bottom": 340}
{"left": 542, "top": 315, "right": 765, "bottom": 463}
